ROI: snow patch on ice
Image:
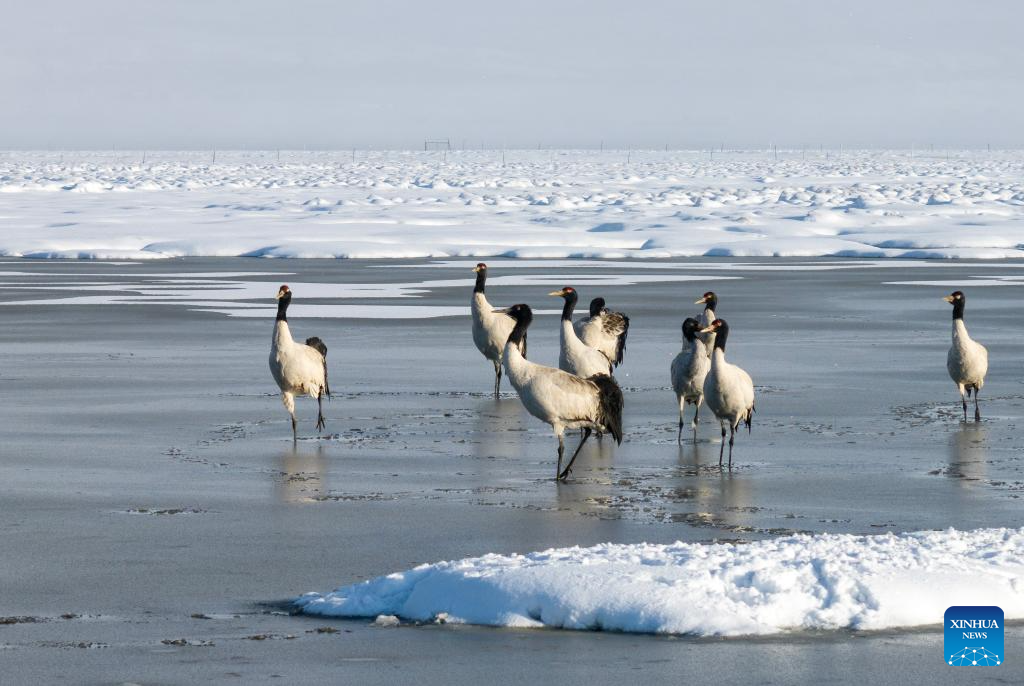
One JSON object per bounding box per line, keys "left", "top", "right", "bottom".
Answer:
{"left": 0, "top": 269, "right": 699, "bottom": 319}
{"left": 296, "top": 528, "right": 1024, "bottom": 636}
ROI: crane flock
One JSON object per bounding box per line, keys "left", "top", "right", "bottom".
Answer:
{"left": 268, "top": 267, "right": 989, "bottom": 479}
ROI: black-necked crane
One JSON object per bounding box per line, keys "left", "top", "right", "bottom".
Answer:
{"left": 944, "top": 290, "right": 988, "bottom": 421}
{"left": 549, "top": 287, "right": 613, "bottom": 378}
{"left": 470, "top": 263, "right": 523, "bottom": 397}
{"left": 671, "top": 317, "right": 711, "bottom": 444}
{"left": 699, "top": 318, "right": 754, "bottom": 468}
{"left": 269, "top": 285, "right": 330, "bottom": 440}
{"left": 695, "top": 291, "right": 718, "bottom": 356}
{"left": 574, "top": 297, "right": 629, "bottom": 368}
{"left": 498, "top": 304, "right": 623, "bottom": 481}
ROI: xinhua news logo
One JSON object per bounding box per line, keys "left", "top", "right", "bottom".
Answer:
{"left": 945, "top": 606, "right": 1004, "bottom": 666}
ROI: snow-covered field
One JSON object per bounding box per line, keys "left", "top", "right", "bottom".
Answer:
{"left": 1, "top": 149, "right": 1022, "bottom": 260}
{"left": 297, "top": 528, "right": 1024, "bottom": 636}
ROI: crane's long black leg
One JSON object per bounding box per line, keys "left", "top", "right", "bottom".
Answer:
{"left": 693, "top": 402, "right": 700, "bottom": 444}
{"left": 677, "top": 399, "right": 685, "bottom": 445}
{"left": 316, "top": 391, "right": 326, "bottom": 432}
{"left": 719, "top": 424, "right": 726, "bottom": 467}
{"left": 559, "top": 428, "right": 592, "bottom": 481}
{"left": 556, "top": 434, "right": 565, "bottom": 479}
{"left": 962, "top": 394, "right": 968, "bottom": 422}
{"left": 284, "top": 392, "right": 298, "bottom": 442}
{"left": 974, "top": 387, "right": 981, "bottom": 422}
{"left": 728, "top": 423, "right": 736, "bottom": 470}
{"left": 493, "top": 361, "right": 502, "bottom": 399}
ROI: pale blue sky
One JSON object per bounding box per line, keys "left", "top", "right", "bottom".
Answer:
{"left": 1, "top": 0, "right": 1020, "bottom": 149}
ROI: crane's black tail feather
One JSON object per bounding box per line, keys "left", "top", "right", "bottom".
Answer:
{"left": 588, "top": 373, "right": 624, "bottom": 445}
{"left": 305, "top": 337, "right": 331, "bottom": 398}
{"left": 614, "top": 315, "right": 630, "bottom": 367}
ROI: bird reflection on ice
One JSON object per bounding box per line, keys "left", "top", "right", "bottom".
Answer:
{"left": 277, "top": 444, "right": 327, "bottom": 504}
{"left": 947, "top": 422, "right": 988, "bottom": 484}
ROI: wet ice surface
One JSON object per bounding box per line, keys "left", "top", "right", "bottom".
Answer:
{"left": 1, "top": 256, "right": 1023, "bottom": 683}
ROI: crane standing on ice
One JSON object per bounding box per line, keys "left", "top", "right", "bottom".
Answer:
{"left": 699, "top": 318, "right": 755, "bottom": 468}
{"left": 574, "top": 297, "right": 629, "bottom": 368}
{"left": 671, "top": 318, "right": 711, "bottom": 444}
{"left": 499, "top": 303, "right": 623, "bottom": 481}
{"left": 269, "top": 285, "right": 330, "bottom": 440}
{"left": 550, "top": 287, "right": 613, "bottom": 378}
{"left": 944, "top": 290, "right": 988, "bottom": 421}
{"left": 695, "top": 291, "right": 718, "bottom": 356}
{"left": 470, "top": 263, "right": 524, "bottom": 397}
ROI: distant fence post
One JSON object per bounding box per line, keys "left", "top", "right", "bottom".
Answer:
{"left": 424, "top": 139, "right": 451, "bottom": 152}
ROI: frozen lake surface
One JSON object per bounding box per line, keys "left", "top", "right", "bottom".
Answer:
{"left": 1, "top": 256, "right": 1023, "bottom": 682}
{"left": 2, "top": 149, "right": 1024, "bottom": 260}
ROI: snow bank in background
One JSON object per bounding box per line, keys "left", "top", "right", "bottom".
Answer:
{"left": 2, "top": 149, "right": 1023, "bottom": 260}
{"left": 296, "top": 528, "right": 1024, "bottom": 636}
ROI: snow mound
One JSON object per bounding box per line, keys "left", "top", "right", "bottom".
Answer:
{"left": 3, "top": 149, "right": 1024, "bottom": 260}
{"left": 296, "top": 528, "right": 1024, "bottom": 636}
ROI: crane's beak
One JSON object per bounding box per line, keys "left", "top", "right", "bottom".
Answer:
{"left": 472, "top": 266, "right": 482, "bottom": 273}
{"left": 275, "top": 292, "right": 285, "bottom": 300}
{"left": 695, "top": 296, "right": 708, "bottom": 304}
{"left": 942, "top": 295, "right": 955, "bottom": 303}
{"left": 547, "top": 290, "right": 565, "bottom": 297}
{"left": 492, "top": 307, "right": 510, "bottom": 314}
{"left": 698, "top": 324, "right": 716, "bottom": 334}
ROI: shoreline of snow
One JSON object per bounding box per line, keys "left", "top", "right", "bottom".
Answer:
{"left": 6, "top": 246, "right": 1024, "bottom": 262}
{"left": 2, "top": 150, "right": 1023, "bottom": 261}
{"left": 295, "top": 528, "right": 1024, "bottom": 637}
